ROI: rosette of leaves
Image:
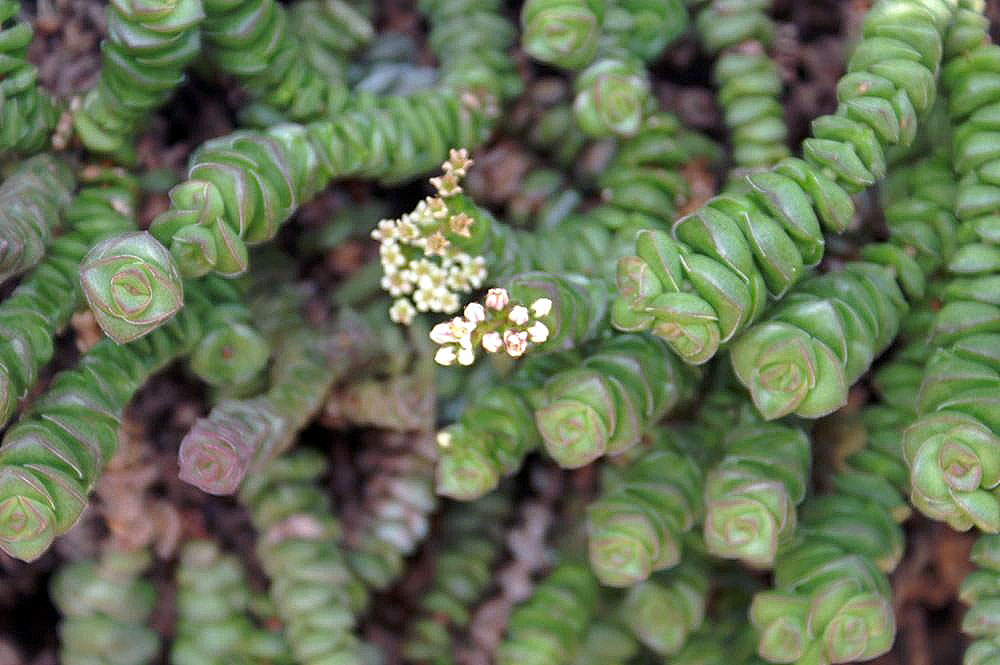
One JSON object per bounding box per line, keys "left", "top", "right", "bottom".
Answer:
{"left": 496, "top": 562, "right": 600, "bottom": 665}
{"left": 0, "top": 1, "right": 60, "bottom": 153}
{"left": 0, "top": 170, "right": 137, "bottom": 428}
{"left": 585, "top": 426, "right": 706, "bottom": 587}
{"left": 602, "top": 0, "right": 688, "bottom": 62}
{"left": 51, "top": 548, "right": 159, "bottom": 665}
{"left": 751, "top": 544, "right": 895, "bottom": 665}
{"left": 402, "top": 493, "right": 512, "bottom": 664}
{"left": 71, "top": 0, "right": 205, "bottom": 159}
{"left": 960, "top": 535, "right": 1000, "bottom": 665}
{"left": 612, "top": 0, "right": 956, "bottom": 364}
{"left": 435, "top": 351, "right": 578, "bottom": 501}
{"left": 534, "top": 333, "right": 693, "bottom": 468}
{"left": 239, "top": 449, "right": 368, "bottom": 665}
{"left": 694, "top": 0, "right": 788, "bottom": 173}
{"left": 201, "top": 0, "right": 361, "bottom": 122}
{"left": 902, "top": 4, "right": 1000, "bottom": 533}
{"left": 184, "top": 278, "right": 269, "bottom": 389}
{"left": 572, "top": 56, "right": 652, "bottom": 139}
{"left": 0, "top": 154, "right": 74, "bottom": 286}
{"left": 620, "top": 555, "right": 709, "bottom": 656}
{"left": 520, "top": 0, "right": 605, "bottom": 70}
{"left": 731, "top": 262, "right": 907, "bottom": 420}
{"left": 180, "top": 293, "right": 377, "bottom": 495}
{"left": 729, "top": 146, "right": 959, "bottom": 420}
{"left": 703, "top": 421, "right": 811, "bottom": 569}
{"left": 172, "top": 539, "right": 291, "bottom": 665}
{"left": 0, "top": 290, "right": 203, "bottom": 561}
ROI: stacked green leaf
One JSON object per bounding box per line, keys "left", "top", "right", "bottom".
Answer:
{"left": 620, "top": 554, "right": 709, "bottom": 656}
{"left": 0, "top": 166, "right": 126, "bottom": 429}
{"left": 703, "top": 420, "right": 811, "bottom": 569}
{"left": 172, "top": 539, "right": 291, "bottom": 665}
{"left": 72, "top": 0, "right": 206, "bottom": 159}
{"left": 496, "top": 562, "right": 600, "bottom": 665}
{"left": 731, "top": 148, "right": 958, "bottom": 420}
{"left": 402, "top": 493, "right": 512, "bottom": 664}
{"left": 436, "top": 351, "right": 578, "bottom": 500}
{"left": 694, "top": 0, "right": 789, "bottom": 173}
{"left": 584, "top": 427, "right": 707, "bottom": 588}
{"left": 750, "top": 436, "right": 906, "bottom": 664}
{"left": 902, "top": 1, "right": 1000, "bottom": 533}
{"left": 570, "top": 621, "right": 638, "bottom": 665}
{"left": 240, "top": 449, "right": 369, "bottom": 665}
{"left": 612, "top": 0, "right": 956, "bottom": 365}
{"left": 293, "top": 0, "right": 374, "bottom": 84}
{"left": 179, "top": 294, "right": 377, "bottom": 495}
{"left": 201, "top": 0, "right": 362, "bottom": 121}
{"left": 51, "top": 549, "right": 159, "bottom": 665}
{"left": 960, "top": 534, "right": 1000, "bottom": 665}
{"left": 0, "top": 1, "right": 60, "bottom": 153}
{"left": 0, "top": 279, "right": 206, "bottom": 561}
{"left": 0, "top": 154, "right": 74, "bottom": 285}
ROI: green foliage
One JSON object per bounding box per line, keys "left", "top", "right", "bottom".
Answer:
{"left": 72, "top": 0, "right": 205, "bottom": 159}
{"left": 903, "top": 4, "right": 1000, "bottom": 533}
{"left": 496, "top": 563, "right": 600, "bottom": 665}
{"left": 612, "top": 0, "right": 955, "bottom": 365}
{"left": 402, "top": 493, "right": 511, "bottom": 664}
{"left": 961, "top": 535, "right": 1000, "bottom": 665}
{"left": 0, "top": 154, "right": 74, "bottom": 285}
{"left": 0, "top": 170, "right": 129, "bottom": 428}
{"left": 534, "top": 333, "right": 692, "bottom": 468}
{"left": 51, "top": 549, "right": 159, "bottom": 665}
{"left": 704, "top": 420, "right": 810, "bottom": 568}
{"left": 172, "top": 540, "right": 291, "bottom": 665}
{"left": 0, "top": 1, "right": 60, "bottom": 153}
{"left": 239, "top": 449, "right": 368, "bottom": 665}
{"left": 0, "top": 298, "right": 202, "bottom": 561}
{"left": 620, "top": 555, "right": 709, "bottom": 656}
{"left": 586, "top": 427, "right": 705, "bottom": 587}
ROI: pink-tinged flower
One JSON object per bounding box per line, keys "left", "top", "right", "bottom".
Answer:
{"left": 444, "top": 148, "right": 473, "bottom": 175}
{"left": 448, "top": 317, "right": 476, "bottom": 342}
{"left": 430, "top": 322, "right": 455, "bottom": 344}
{"left": 503, "top": 330, "right": 529, "bottom": 357}
{"left": 485, "top": 288, "right": 509, "bottom": 310}
{"left": 435, "top": 346, "right": 457, "bottom": 366}
{"left": 482, "top": 332, "right": 503, "bottom": 352}
{"left": 464, "top": 302, "right": 486, "bottom": 323}
{"left": 531, "top": 298, "right": 553, "bottom": 318}
{"left": 509, "top": 305, "right": 530, "bottom": 325}
{"left": 527, "top": 321, "right": 549, "bottom": 343}
{"left": 449, "top": 212, "right": 474, "bottom": 237}
{"left": 457, "top": 347, "right": 475, "bottom": 366}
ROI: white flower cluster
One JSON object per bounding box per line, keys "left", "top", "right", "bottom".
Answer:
{"left": 375, "top": 149, "right": 487, "bottom": 326}
{"left": 430, "top": 288, "right": 553, "bottom": 366}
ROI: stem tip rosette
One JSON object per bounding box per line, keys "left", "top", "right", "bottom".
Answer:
{"left": 80, "top": 232, "right": 184, "bottom": 344}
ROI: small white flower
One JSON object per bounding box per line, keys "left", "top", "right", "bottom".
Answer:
{"left": 467, "top": 257, "right": 487, "bottom": 287}
{"left": 430, "top": 322, "right": 455, "bottom": 344}
{"left": 448, "top": 317, "right": 476, "bottom": 342}
{"left": 379, "top": 241, "right": 406, "bottom": 267}
{"left": 482, "top": 332, "right": 502, "bottom": 353}
{"left": 396, "top": 218, "right": 420, "bottom": 242}
{"left": 503, "top": 330, "right": 528, "bottom": 357}
{"left": 427, "top": 197, "right": 449, "bottom": 219}
{"left": 509, "top": 305, "right": 530, "bottom": 326}
{"left": 527, "top": 321, "right": 549, "bottom": 343}
{"left": 414, "top": 288, "right": 434, "bottom": 311}
{"left": 485, "top": 288, "right": 509, "bottom": 310}
{"left": 371, "top": 219, "right": 396, "bottom": 240}
{"left": 381, "top": 272, "right": 413, "bottom": 297}
{"left": 531, "top": 298, "right": 553, "bottom": 318}
{"left": 389, "top": 299, "right": 416, "bottom": 325}
{"left": 435, "top": 346, "right": 457, "bottom": 366}
{"left": 441, "top": 291, "right": 460, "bottom": 313}
{"left": 437, "top": 430, "right": 452, "bottom": 448}
{"left": 457, "top": 347, "right": 475, "bottom": 366}
{"left": 464, "top": 302, "right": 486, "bottom": 323}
